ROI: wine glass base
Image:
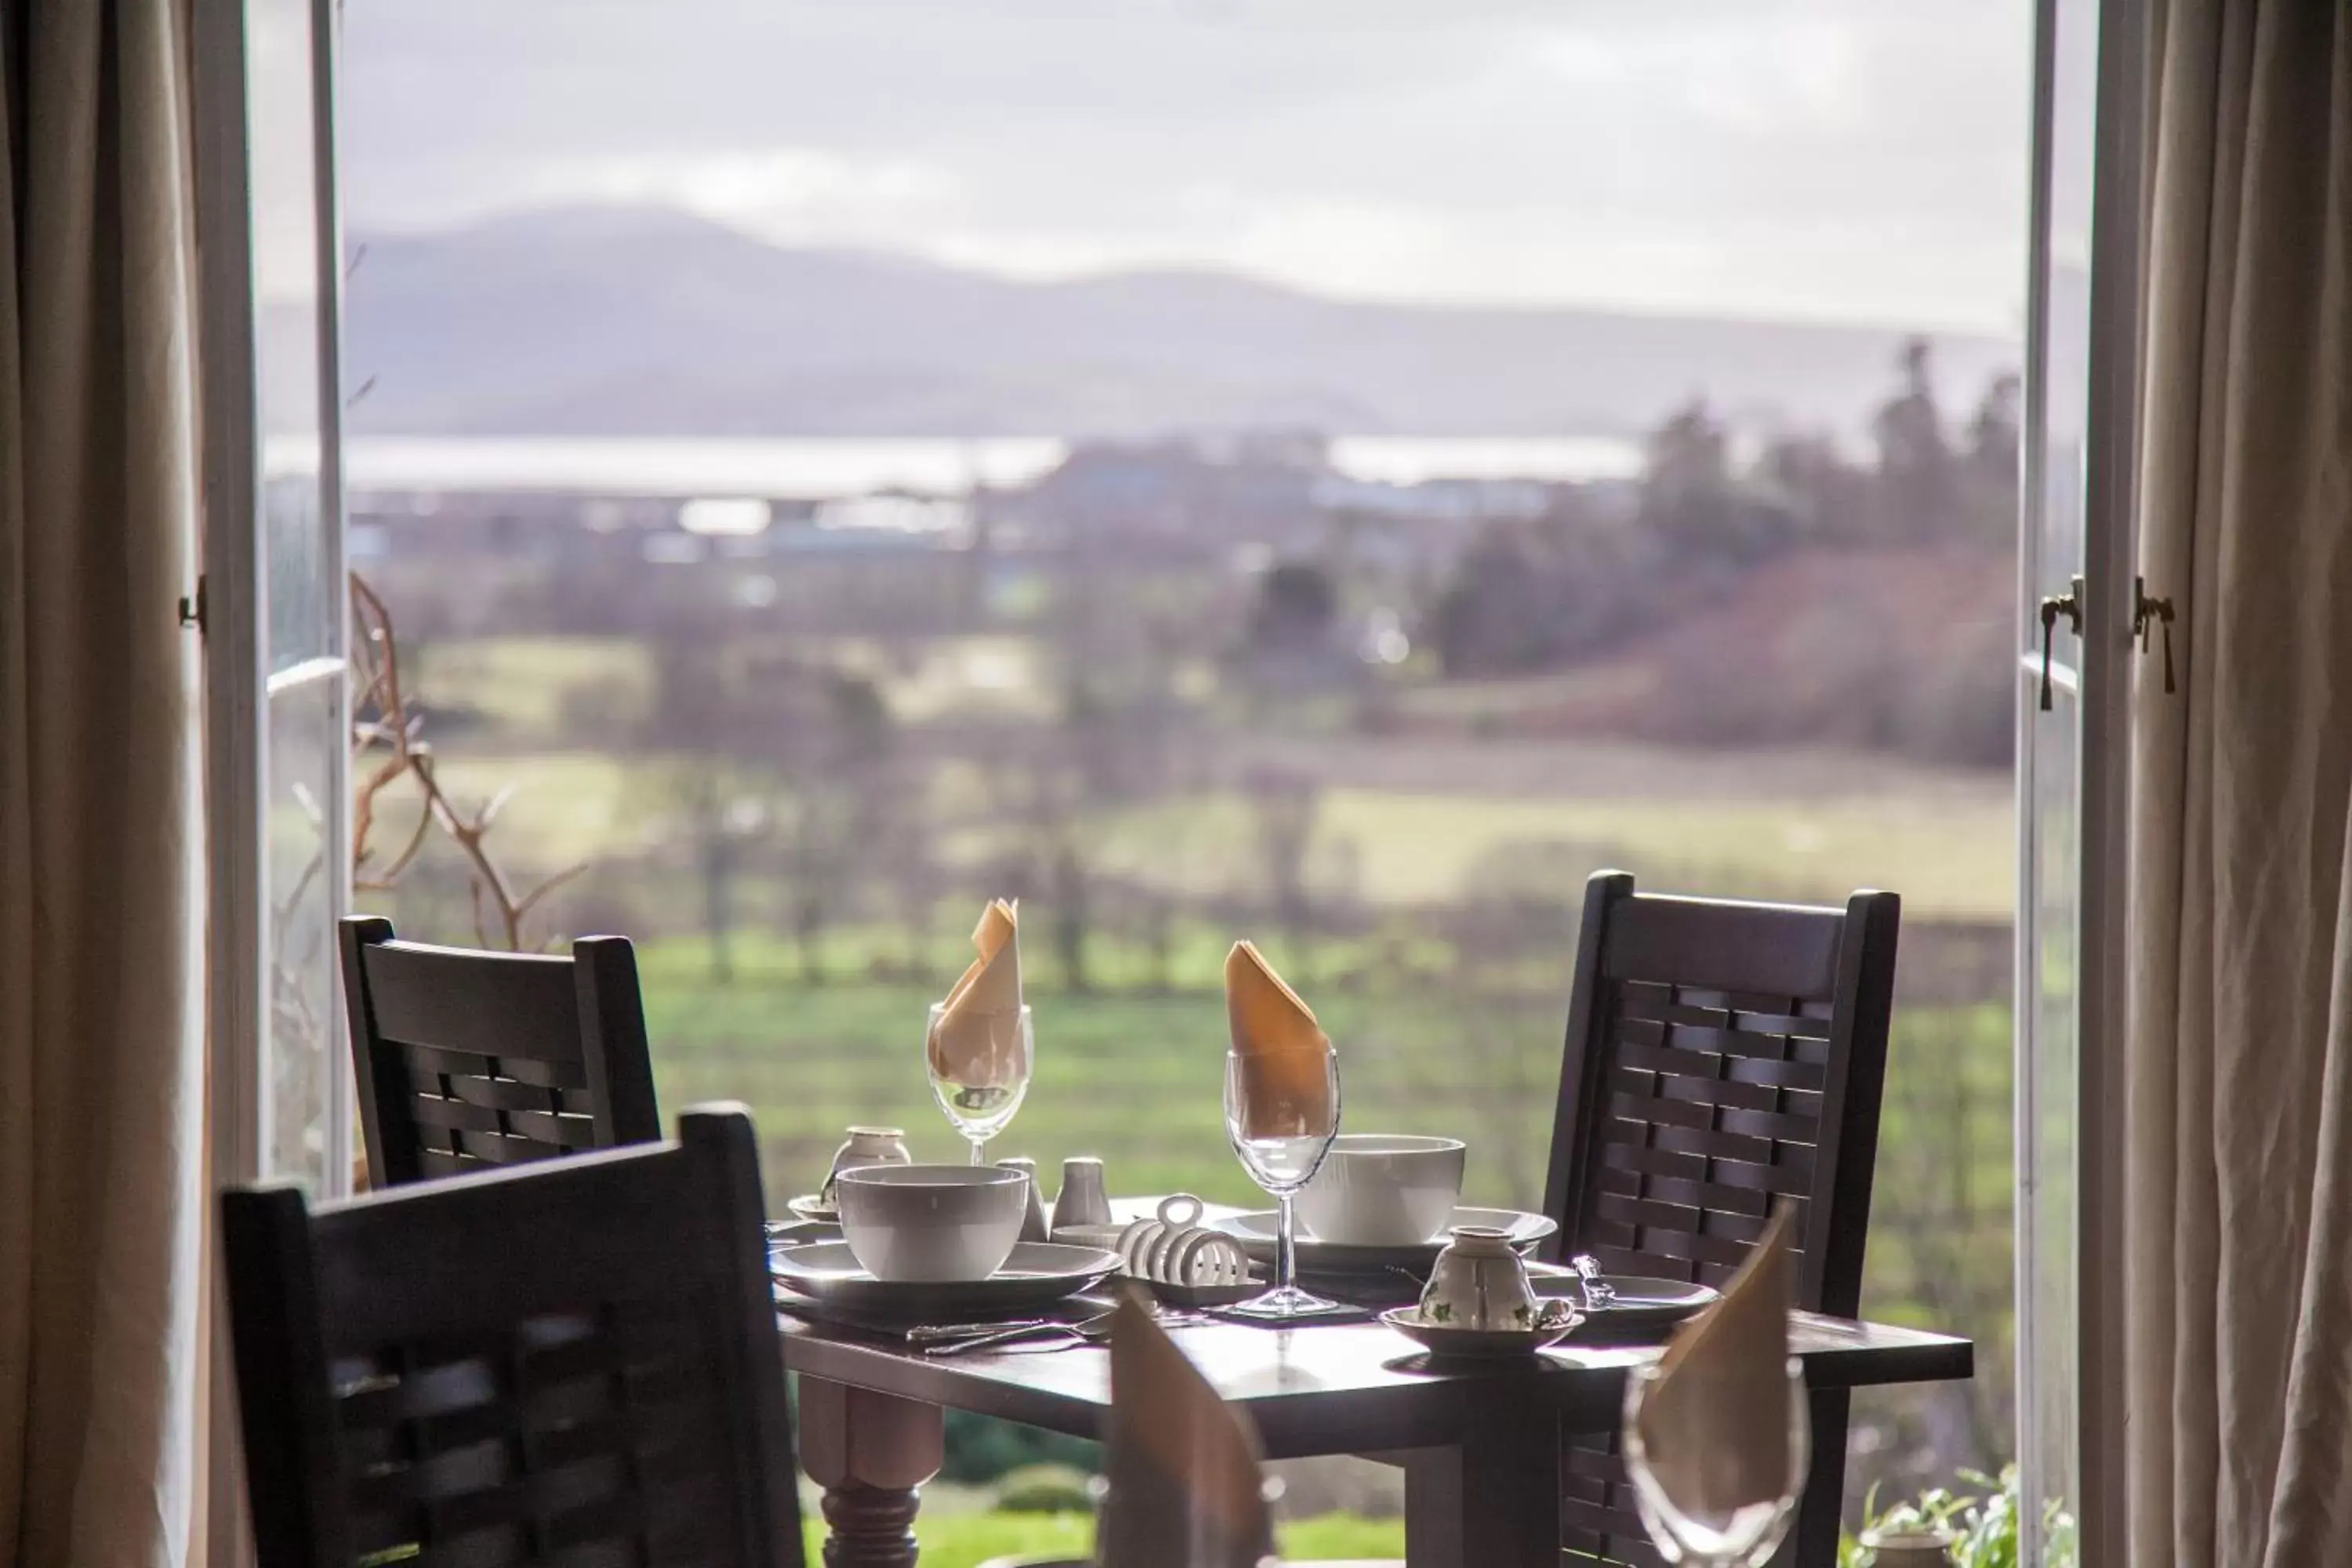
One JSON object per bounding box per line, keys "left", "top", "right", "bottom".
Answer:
{"left": 1224, "top": 1283, "right": 1353, "bottom": 1321}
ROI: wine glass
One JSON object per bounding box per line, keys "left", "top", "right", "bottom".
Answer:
{"left": 1222, "top": 1046, "right": 1343, "bottom": 1319}
{"left": 1621, "top": 1356, "right": 1810, "bottom": 1566}
{"left": 925, "top": 1003, "right": 1033, "bottom": 1164}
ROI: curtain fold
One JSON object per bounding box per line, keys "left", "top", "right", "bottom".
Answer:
{"left": 0, "top": 2, "right": 207, "bottom": 1566}
{"left": 2128, "top": 2, "right": 2352, "bottom": 1565}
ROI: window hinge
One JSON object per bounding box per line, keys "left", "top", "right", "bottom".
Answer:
{"left": 179, "top": 575, "right": 206, "bottom": 636}
{"left": 2132, "top": 575, "right": 2176, "bottom": 694}
{"left": 2037, "top": 574, "right": 2084, "bottom": 711}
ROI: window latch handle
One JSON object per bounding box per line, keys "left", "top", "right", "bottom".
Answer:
{"left": 2038, "top": 575, "right": 2084, "bottom": 711}
{"left": 2133, "top": 575, "right": 2177, "bottom": 695}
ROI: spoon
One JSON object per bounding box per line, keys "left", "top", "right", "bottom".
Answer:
{"left": 1571, "top": 1254, "right": 1618, "bottom": 1312}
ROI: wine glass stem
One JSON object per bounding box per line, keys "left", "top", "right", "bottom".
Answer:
{"left": 1276, "top": 1191, "right": 1298, "bottom": 1297}
{"left": 968, "top": 1138, "right": 983, "bottom": 1167}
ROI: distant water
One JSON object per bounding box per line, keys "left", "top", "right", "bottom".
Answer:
{"left": 317, "top": 434, "right": 1644, "bottom": 499}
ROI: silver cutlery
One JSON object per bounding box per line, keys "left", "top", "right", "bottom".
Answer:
{"left": 905, "top": 1316, "right": 1071, "bottom": 1346}
{"left": 1570, "top": 1253, "right": 1618, "bottom": 1312}
{"left": 923, "top": 1312, "right": 1117, "bottom": 1356}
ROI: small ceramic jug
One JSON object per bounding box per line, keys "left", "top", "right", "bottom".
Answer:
{"left": 1861, "top": 1528, "right": 1957, "bottom": 1566}
{"left": 1418, "top": 1225, "right": 1541, "bottom": 1330}
{"left": 995, "top": 1156, "right": 1052, "bottom": 1243}
{"left": 819, "top": 1126, "right": 911, "bottom": 1209}
{"left": 1050, "top": 1156, "right": 1113, "bottom": 1232}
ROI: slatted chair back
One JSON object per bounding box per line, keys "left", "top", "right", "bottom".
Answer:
{"left": 1541, "top": 871, "right": 1900, "bottom": 1568}
{"left": 223, "top": 1106, "right": 801, "bottom": 1568}
{"left": 341, "top": 915, "right": 660, "bottom": 1186}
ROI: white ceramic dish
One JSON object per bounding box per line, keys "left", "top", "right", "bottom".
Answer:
{"left": 1296, "top": 1134, "right": 1467, "bottom": 1247}
{"left": 1379, "top": 1304, "right": 1581, "bottom": 1359}
{"left": 771, "top": 1240, "right": 1120, "bottom": 1316}
{"left": 835, "top": 1163, "right": 1029, "bottom": 1282}
{"left": 1214, "top": 1206, "right": 1557, "bottom": 1275}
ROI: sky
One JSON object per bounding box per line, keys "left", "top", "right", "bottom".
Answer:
{"left": 333, "top": 0, "right": 2035, "bottom": 334}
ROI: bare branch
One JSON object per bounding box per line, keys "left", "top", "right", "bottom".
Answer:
{"left": 345, "top": 573, "right": 593, "bottom": 951}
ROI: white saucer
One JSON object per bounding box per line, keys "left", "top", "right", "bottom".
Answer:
{"left": 1379, "top": 1304, "right": 1581, "bottom": 1359}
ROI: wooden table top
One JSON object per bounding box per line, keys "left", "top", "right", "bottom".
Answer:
{"left": 778, "top": 1309, "right": 1973, "bottom": 1461}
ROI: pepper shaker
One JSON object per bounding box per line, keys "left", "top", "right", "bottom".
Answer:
{"left": 1050, "top": 1156, "right": 1112, "bottom": 1232}
{"left": 995, "top": 1156, "right": 1052, "bottom": 1243}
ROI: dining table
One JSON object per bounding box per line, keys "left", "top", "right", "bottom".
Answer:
{"left": 776, "top": 1197, "right": 1975, "bottom": 1568}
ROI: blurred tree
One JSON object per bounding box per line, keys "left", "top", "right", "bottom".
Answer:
{"left": 1758, "top": 430, "right": 1871, "bottom": 545}
{"left": 775, "top": 666, "right": 895, "bottom": 984}
{"left": 1871, "top": 338, "right": 1960, "bottom": 541}
{"left": 1247, "top": 560, "right": 1338, "bottom": 652}
{"left": 1636, "top": 397, "right": 1804, "bottom": 581}
{"left": 1962, "top": 370, "right": 2024, "bottom": 545}
{"left": 1245, "top": 767, "right": 1321, "bottom": 979}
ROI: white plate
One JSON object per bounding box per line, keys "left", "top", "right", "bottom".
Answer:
{"left": 1214, "top": 1207, "right": 1558, "bottom": 1274}
{"left": 786, "top": 1193, "right": 840, "bottom": 1223}
{"left": 1379, "top": 1305, "right": 1579, "bottom": 1359}
{"left": 770, "top": 1240, "right": 1120, "bottom": 1318}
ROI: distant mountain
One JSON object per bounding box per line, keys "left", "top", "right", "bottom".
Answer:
{"left": 328, "top": 205, "right": 2016, "bottom": 441}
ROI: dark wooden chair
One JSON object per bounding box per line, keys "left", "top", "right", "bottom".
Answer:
{"left": 222, "top": 1105, "right": 802, "bottom": 1568}
{"left": 1541, "top": 871, "right": 1901, "bottom": 1568}
{"left": 341, "top": 915, "right": 661, "bottom": 1186}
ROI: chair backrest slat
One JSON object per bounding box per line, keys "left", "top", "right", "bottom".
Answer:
{"left": 223, "top": 1107, "right": 801, "bottom": 1568}
{"left": 1543, "top": 870, "right": 1900, "bottom": 1568}
{"left": 341, "top": 916, "right": 662, "bottom": 1187}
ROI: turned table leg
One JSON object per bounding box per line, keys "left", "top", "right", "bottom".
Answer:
{"left": 795, "top": 1377, "right": 946, "bottom": 1568}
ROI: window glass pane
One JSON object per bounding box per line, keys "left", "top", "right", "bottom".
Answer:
{"left": 343, "top": 0, "right": 2031, "bottom": 1526}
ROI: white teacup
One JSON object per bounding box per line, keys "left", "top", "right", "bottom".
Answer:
{"left": 835, "top": 1163, "right": 1028, "bottom": 1282}
{"left": 1296, "top": 1134, "right": 1467, "bottom": 1246}
{"left": 1418, "top": 1225, "right": 1544, "bottom": 1330}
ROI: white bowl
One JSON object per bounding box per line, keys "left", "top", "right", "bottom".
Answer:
{"left": 1295, "top": 1134, "right": 1467, "bottom": 1247}
{"left": 835, "top": 1163, "right": 1029, "bottom": 1282}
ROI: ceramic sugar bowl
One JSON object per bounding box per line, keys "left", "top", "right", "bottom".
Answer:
{"left": 819, "top": 1126, "right": 913, "bottom": 1209}
{"left": 1417, "top": 1225, "right": 1543, "bottom": 1330}
{"left": 1859, "top": 1527, "right": 1957, "bottom": 1566}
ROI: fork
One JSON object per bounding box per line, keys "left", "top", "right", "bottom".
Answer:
{"left": 921, "top": 1311, "right": 1117, "bottom": 1357}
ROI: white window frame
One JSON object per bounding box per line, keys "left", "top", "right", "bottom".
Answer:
{"left": 191, "top": 0, "right": 351, "bottom": 1559}
{"left": 2016, "top": 0, "right": 2143, "bottom": 1560}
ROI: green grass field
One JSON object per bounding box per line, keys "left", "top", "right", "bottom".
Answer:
{"left": 641, "top": 949, "right": 1566, "bottom": 1207}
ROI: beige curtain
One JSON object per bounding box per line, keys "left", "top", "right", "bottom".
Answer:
{"left": 2127, "top": 2, "right": 2352, "bottom": 1565}
{"left": 0, "top": 1, "right": 208, "bottom": 1566}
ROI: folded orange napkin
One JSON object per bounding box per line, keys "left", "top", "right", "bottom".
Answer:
{"left": 1223, "top": 941, "right": 1334, "bottom": 1140}
{"left": 1635, "top": 1202, "right": 1799, "bottom": 1521}
{"left": 1097, "top": 1294, "right": 1275, "bottom": 1568}
{"left": 927, "top": 899, "right": 1024, "bottom": 1086}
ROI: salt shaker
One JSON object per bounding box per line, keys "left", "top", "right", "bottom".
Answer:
{"left": 995, "top": 1156, "right": 1052, "bottom": 1243}
{"left": 1050, "top": 1156, "right": 1112, "bottom": 1232}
